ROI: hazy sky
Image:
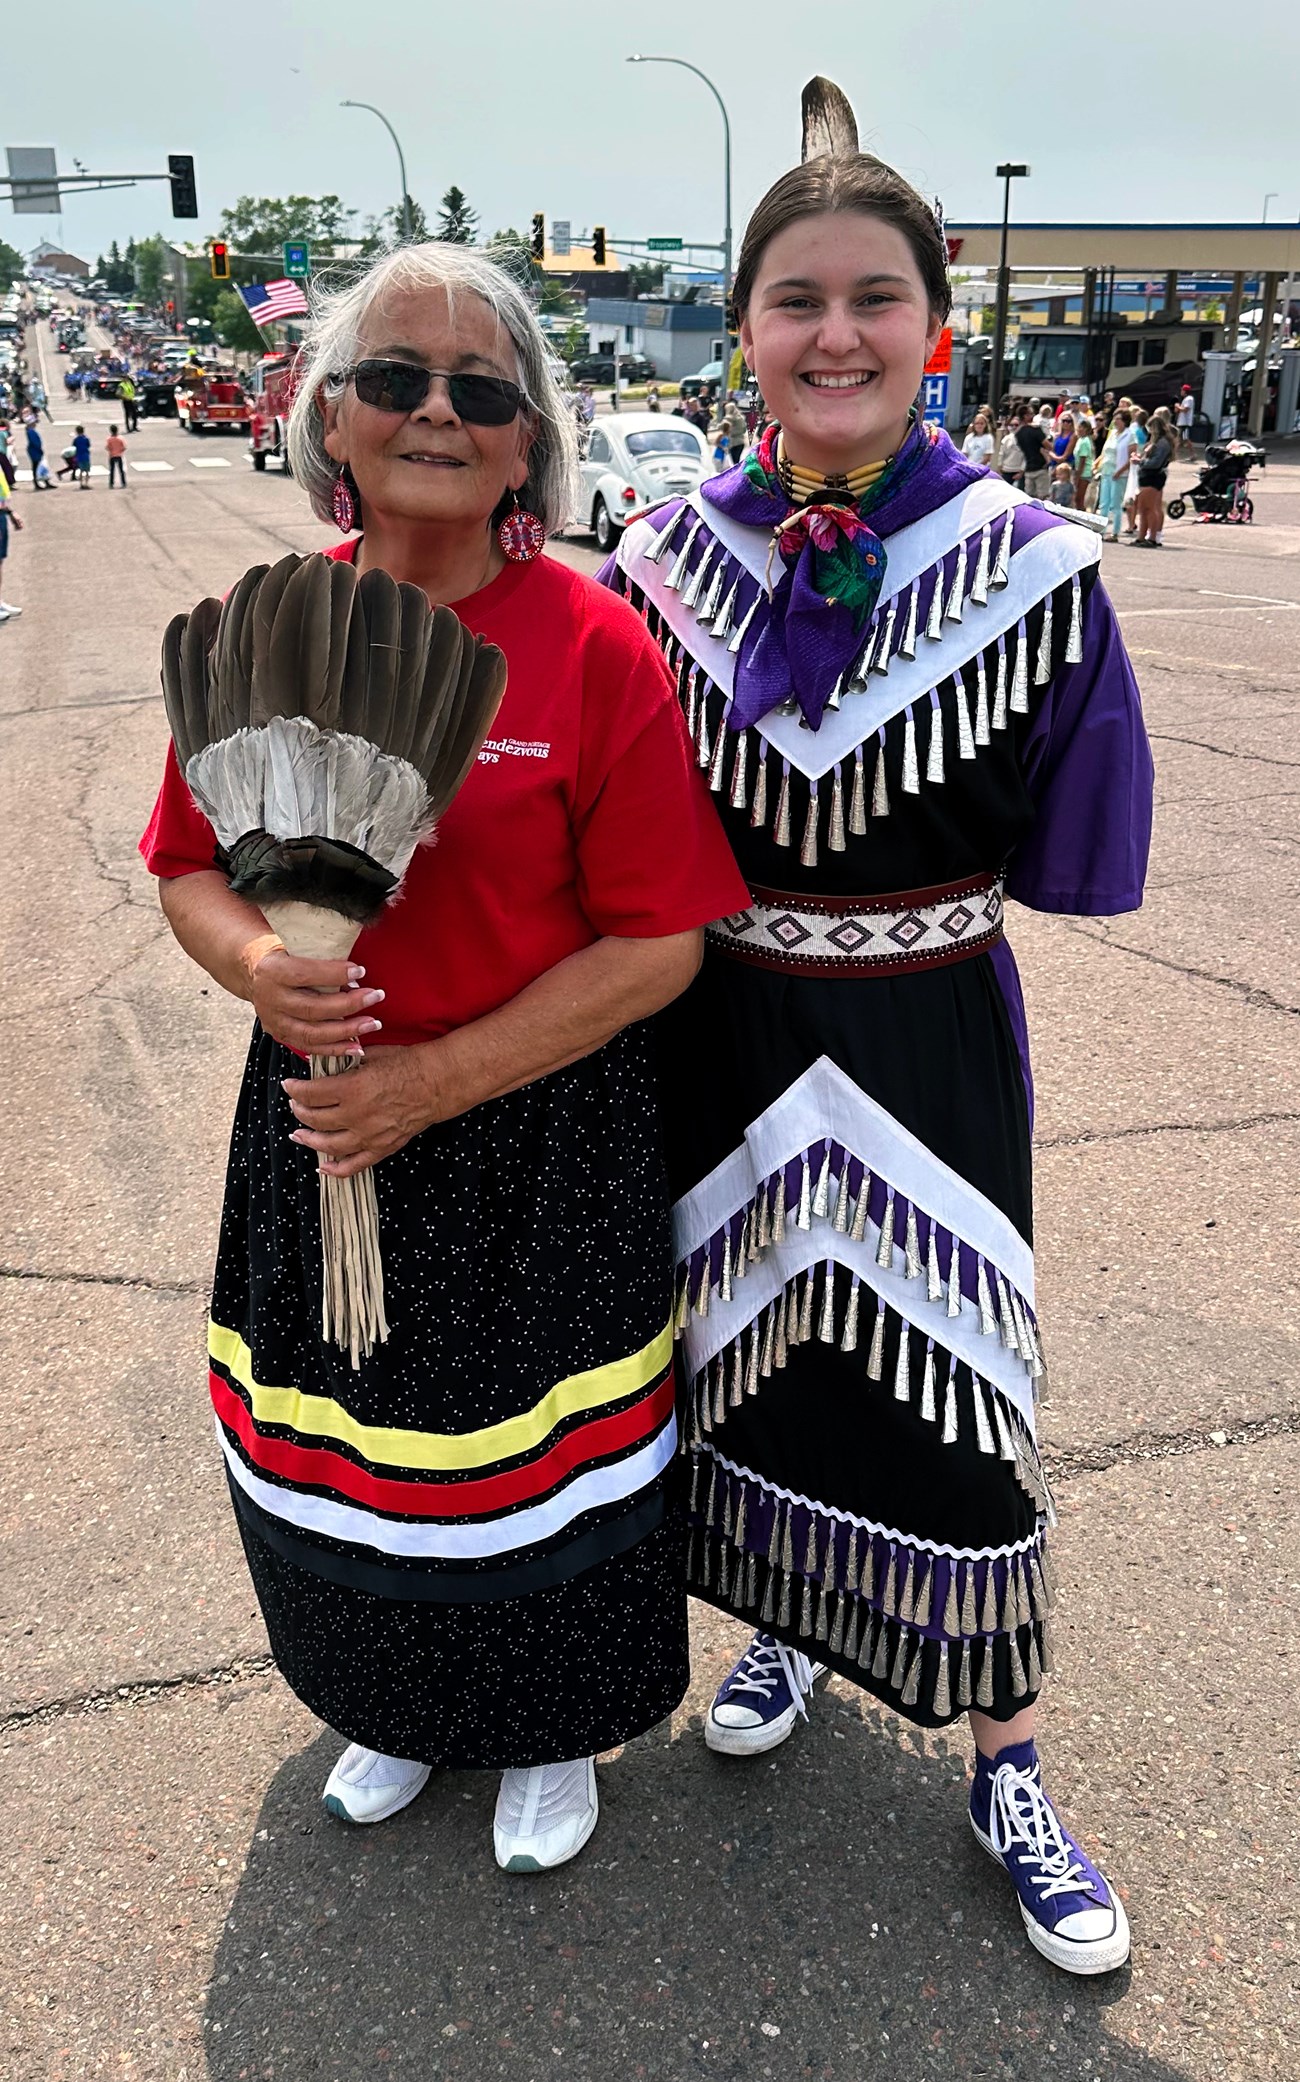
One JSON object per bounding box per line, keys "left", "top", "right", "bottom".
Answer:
{"left": 10, "top": 0, "right": 1299, "bottom": 266}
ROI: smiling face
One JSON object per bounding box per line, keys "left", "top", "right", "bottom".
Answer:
{"left": 738, "top": 211, "right": 943, "bottom": 476}
{"left": 322, "top": 283, "right": 533, "bottom": 531}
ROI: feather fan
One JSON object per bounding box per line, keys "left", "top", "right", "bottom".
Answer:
{"left": 160, "top": 551, "right": 508, "bottom": 1366}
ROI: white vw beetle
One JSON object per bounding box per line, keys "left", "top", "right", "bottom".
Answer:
{"left": 578, "top": 411, "right": 714, "bottom": 553}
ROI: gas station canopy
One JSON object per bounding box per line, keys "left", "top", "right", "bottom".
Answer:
{"left": 945, "top": 222, "right": 1300, "bottom": 274}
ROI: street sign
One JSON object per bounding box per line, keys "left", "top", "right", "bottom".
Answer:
{"left": 283, "top": 241, "right": 310, "bottom": 279}
{"left": 6, "top": 146, "right": 58, "bottom": 214}
{"left": 646, "top": 237, "right": 683, "bottom": 252}
{"left": 921, "top": 373, "right": 949, "bottom": 425}
{"left": 551, "top": 219, "right": 571, "bottom": 257}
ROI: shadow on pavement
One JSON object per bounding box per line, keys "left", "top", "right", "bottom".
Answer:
{"left": 205, "top": 1701, "right": 1177, "bottom": 2082}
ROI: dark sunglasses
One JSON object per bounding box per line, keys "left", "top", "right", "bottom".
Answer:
{"left": 339, "top": 358, "right": 526, "bottom": 425}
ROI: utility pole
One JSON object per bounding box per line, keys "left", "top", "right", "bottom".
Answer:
{"left": 987, "top": 163, "right": 1029, "bottom": 413}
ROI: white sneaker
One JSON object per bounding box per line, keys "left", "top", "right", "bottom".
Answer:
{"left": 321, "top": 1743, "right": 431, "bottom": 1824}
{"left": 0, "top": 601, "right": 20, "bottom": 615}
{"left": 493, "top": 1756, "right": 598, "bottom": 1873}
{"left": 705, "top": 1631, "right": 825, "bottom": 1756}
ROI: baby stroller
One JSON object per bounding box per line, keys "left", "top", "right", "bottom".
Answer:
{"left": 1166, "top": 440, "right": 1265, "bottom": 524}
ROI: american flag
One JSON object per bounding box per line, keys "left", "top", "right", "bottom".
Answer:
{"left": 238, "top": 278, "right": 310, "bottom": 327}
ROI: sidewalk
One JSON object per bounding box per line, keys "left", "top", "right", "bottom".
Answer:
{"left": 1, "top": 438, "right": 1297, "bottom": 2082}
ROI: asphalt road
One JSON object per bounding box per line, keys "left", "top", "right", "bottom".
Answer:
{"left": 2, "top": 330, "right": 1297, "bottom": 2082}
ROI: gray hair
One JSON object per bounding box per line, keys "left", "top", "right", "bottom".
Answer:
{"left": 286, "top": 241, "right": 578, "bottom": 533}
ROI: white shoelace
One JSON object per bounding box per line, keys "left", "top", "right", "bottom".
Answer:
{"left": 989, "top": 1763, "right": 1094, "bottom": 1903}
{"left": 497, "top": 1757, "right": 593, "bottom": 1838}
{"left": 722, "top": 1636, "right": 819, "bottom": 1720}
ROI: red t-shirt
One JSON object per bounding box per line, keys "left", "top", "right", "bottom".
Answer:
{"left": 139, "top": 543, "right": 748, "bottom": 1045}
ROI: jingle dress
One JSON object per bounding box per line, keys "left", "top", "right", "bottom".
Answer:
{"left": 601, "top": 422, "right": 1153, "bottom": 1727}
{"left": 139, "top": 544, "right": 747, "bottom": 1768}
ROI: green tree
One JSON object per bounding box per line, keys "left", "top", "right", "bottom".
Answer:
{"left": 212, "top": 288, "right": 265, "bottom": 354}
{"left": 435, "top": 186, "right": 478, "bottom": 245}
{"left": 0, "top": 238, "right": 24, "bottom": 292}
{"left": 133, "top": 234, "right": 169, "bottom": 304}
{"left": 626, "top": 261, "right": 664, "bottom": 299}
{"left": 218, "top": 194, "right": 358, "bottom": 257}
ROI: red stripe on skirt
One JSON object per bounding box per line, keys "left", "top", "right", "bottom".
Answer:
{"left": 209, "top": 1367, "right": 676, "bottom": 1519}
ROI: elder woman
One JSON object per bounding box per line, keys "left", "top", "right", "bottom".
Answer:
{"left": 140, "top": 243, "right": 745, "bottom": 1872}
{"left": 602, "top": 86, "right": 1152, "bottom": 1974}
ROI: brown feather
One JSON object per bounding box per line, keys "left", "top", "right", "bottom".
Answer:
{"left": 267, "top": 554, "right": 334, "bottom": 727}
{"left": 249, "top": 554, "right": 305, "bottom": 726}
{"left": 344, "top": 567, "right": 403, "bottom": 743}
{"left": 427, "top": 636, "right": 508, "bottom": 822}
{"left": 178, "top": 596, "right": 223, "bottom": 753}
{"left": 801, "top": 76, "right": 859, "bottom": 161}
{"left": 406, "top": 607, "right": 472, "bottom": 780}
{"left": 212, "top": 563, "right": 268, "bottom": 737}
{"left": 160, "top": 612, "right": 198, "bottom": 770}
{"left": 316, "top": 558, "right": 359, "bottom": 732}
{"left": 388, "top": 581, "right": 434, "bottom": 765}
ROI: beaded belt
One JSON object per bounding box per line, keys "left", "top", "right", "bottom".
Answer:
{"left": 707, "top": 873, "right": 1005, "bottom": 977}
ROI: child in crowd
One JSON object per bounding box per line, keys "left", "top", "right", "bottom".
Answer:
{"left": 0, "top": 476, "right": 24, "bottom": 619}
{"left": 1048, "top": 462, "right": 1075, "bottom": 506}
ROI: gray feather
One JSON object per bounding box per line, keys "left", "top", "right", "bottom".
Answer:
{"left": 801, "top": 75, "right": 859, "bottom": 161}
{"left": 343, "top": 568, "right": 402, "bottom": 741}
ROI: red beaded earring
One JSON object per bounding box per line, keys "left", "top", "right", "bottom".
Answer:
{"left": 497, "top": 493, "right": 546, "bottom": 563}
{"left": 331, "top": 467, "right": 359, "bottom": 534}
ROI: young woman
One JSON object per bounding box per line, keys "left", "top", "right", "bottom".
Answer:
{"left": 961, "top": 410, "right": 994, "bottom": 470}
{"left": 602, "top": 112, "right": 1152, "bottom": 1976}
{"left": 1097, "top": 410, "right": 1131, "bottom": 540}
{"left": 1134, "top": 411, "right": 1174, "bottom": 547}
{"left": 141, "top": 243, "right": 744, "bottom": 1874}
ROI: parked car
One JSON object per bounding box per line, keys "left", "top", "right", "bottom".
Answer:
{"left": 568, "top": 352, "right": 657, "bottom": 385}
{"left": 578, "top": 412, "right": 713, "bottom": 553}
{"left": 678, "top": 359, "right": 725, "bottom": 399}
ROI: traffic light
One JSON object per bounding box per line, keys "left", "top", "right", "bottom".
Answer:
{"left": 530, "top": 213, "right": 545, "bottom": 261}
{"left": 210, "top": 241, "right": 230, "bottom": 281}
{"left": 592, "top": 225, "right": 606, "bottom": 267}
{"left": 168, "top": 153, "right": 198, "bottom": 219}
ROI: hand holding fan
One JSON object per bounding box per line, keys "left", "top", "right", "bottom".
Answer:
{"left": 160, "top": 551, "right": 508, "bottom": 1367}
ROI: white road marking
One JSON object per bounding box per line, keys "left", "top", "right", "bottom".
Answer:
{"left": 1118, "top": 603, "right": 1298, "bottom": 617}
{"left": 1196, "top": 587, "right": 1299, "bottom": 608}
{"left": 131, "top": 460, "right": 174, "bottom": 472}
{"left": 188, "top": 457, "right": 233, "bottom": 469}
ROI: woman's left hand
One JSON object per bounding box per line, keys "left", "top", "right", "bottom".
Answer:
{"left": 282, "top": 1048, "right": 436, "bottom": 1178}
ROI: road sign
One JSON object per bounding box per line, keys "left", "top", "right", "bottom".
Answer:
{"left": 283, "top": 241, "right": 310, "bottom": 279}
{"left": 7, "top": 146, "right": 59, "bottom": 213}
{"left": 924, "top": 327, "right": 953, "bottom": 375}
{"left": 921, "top": 373, "right": 949, "bottom": 425}
{"left": 646, "top": 237, "right": 683, "bottom": 252}
{"left": 551, "top": 219, "right": 571, "bottom": 257}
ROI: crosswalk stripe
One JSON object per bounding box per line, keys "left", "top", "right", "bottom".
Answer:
{"left": 189, "top": 457, "right": 233, "bottom": 469}
{"left": 131, "top": 461, "right": 174, "bottom": 472}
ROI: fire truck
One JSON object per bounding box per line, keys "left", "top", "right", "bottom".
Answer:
{"left": 175, "top": 369, "right": 253, "bottom": 437}
{"left": 248, "top": 351, "right": 299, "bottom": 471}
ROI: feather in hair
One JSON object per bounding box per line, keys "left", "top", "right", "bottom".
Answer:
{"left": 801, "top": 75, "right": 860, "bottom": 161}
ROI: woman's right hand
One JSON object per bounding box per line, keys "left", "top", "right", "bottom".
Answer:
{"left": 249, "top": 950, "right": 385, "bottom": 1057}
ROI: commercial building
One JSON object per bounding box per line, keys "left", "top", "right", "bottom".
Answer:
{"left": 586, "top": 296, "right": 726, "bottom": 382}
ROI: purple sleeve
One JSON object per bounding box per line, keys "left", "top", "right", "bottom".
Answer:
{"left": 1006, "top": 576, "right": 1153, "bottom": 916}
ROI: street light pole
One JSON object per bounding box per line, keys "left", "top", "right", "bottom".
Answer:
{"left": 628, "top": 54, "right": 733, "bottom": 381}
{"left": 987, "top": 162, "right": 1029, "bottom": 414}
{"left": 340, "top": 101, "right": 413, "bottom": 243}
